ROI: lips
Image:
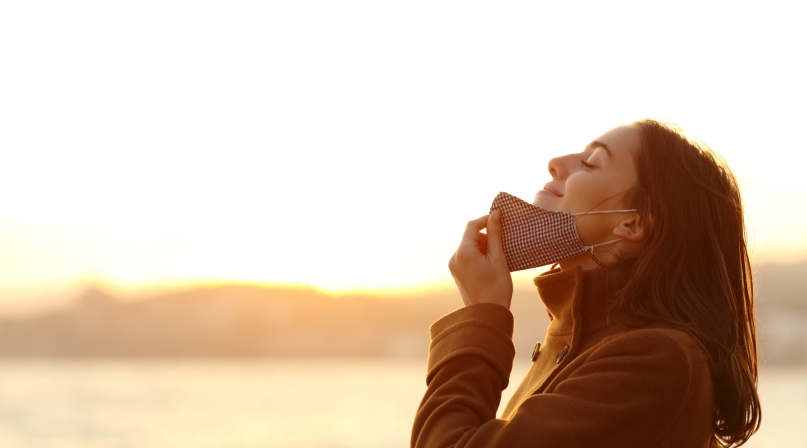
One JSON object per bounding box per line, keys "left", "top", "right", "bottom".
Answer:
{"left": 542, "top": 184, "right": 563, "bottom": 197}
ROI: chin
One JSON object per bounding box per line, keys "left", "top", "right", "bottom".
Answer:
{"left": 533, "top": 192, "right": 562, "bottom": 211}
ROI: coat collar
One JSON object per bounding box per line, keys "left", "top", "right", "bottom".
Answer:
{"left": 534, "top": 265, "right": 616, "bottom": 337}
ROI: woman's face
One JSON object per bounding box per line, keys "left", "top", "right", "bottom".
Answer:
{"left": 533, "top": 124, "right": 642, "bottom": 250}
{"left": 533, "top": 125, "right": 641, "bottom": 214}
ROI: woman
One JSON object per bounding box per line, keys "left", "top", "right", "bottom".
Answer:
{"left": 411, "top": 120, "right": 760, "bottom": 448}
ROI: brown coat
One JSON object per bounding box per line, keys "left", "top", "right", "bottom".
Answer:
{"left": 412, "top": 266, "right": 714, "bottom": 448}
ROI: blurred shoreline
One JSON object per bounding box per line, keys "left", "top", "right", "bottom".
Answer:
{"left": 1, "top": 260, "right": 805, "bottom": 364}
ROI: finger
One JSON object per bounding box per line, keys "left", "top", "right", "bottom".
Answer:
{"left": 486, "top": 210, "right": 505, "bottom": 258}
{"left": 477, "top": 232, "right": 488, "bottom": 254}
{"left": 460, "top": 215, "right": 490, "bottom": 247}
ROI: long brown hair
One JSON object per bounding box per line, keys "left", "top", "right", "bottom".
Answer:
{"left": 611, "top": 119, "right": 761, "bottom": 447}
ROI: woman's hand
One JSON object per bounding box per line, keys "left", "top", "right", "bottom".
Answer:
{"left": 448, "top": 210, "right": 513, "bottom": 308}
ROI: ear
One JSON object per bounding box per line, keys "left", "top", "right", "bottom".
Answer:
{"left": 612, "top": 215, "right": 643, "bottom": 242}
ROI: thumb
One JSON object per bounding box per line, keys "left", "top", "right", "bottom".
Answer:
{"left": 486, "top": 210, "right": 506, "bottom": 259}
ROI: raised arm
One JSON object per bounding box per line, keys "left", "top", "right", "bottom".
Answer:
{"left": 412, "top": 311, "right": 710, "bottom": 448}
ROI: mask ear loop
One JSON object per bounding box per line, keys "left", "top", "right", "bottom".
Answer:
{"left": 570, "top": 209, "right": 637, "bottom": 216}
{"left": 590, "top": 251, "right": 608, "bottom": 268}
{"left": 584, "top": 238, "right": 624, "bottom": 268}
{"left": 571, "top": 209, "right": 637, "bottom": 268}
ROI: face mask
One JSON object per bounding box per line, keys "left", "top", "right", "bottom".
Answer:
{"left": 490, "top": 191, "right": 637, "bottom": 272}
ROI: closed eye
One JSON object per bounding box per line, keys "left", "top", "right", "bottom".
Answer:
{"left": 581, "top": 160, "right": 595, "bottom": 170}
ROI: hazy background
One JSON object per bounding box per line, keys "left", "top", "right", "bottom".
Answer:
{"left": 1, "top": 0, "right": 805, "bottom": 361}
{"left": 1, "top": 0, "right": 806, "bottom": 314}
{"left": 1, "top": 260, "right": 806, "bottom": 365}
{"left": 1, "top": 1, "right": 806, "bottom": 447}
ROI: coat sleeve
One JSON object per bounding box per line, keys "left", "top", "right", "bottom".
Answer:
{"left": 411, "top": 304, "right": 709, "bottom": 448}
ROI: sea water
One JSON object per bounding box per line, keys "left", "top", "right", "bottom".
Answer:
{"left": 0, "top": 359, "right": 802, "bottom": 447}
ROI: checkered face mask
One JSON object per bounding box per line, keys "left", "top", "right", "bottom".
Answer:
{"left": 490, "top": 192, "right": 637, "bottom": 272}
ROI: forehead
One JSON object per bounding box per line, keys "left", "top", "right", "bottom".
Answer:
{"left": 589, "top": 125, "right": 641, "bottom": 160}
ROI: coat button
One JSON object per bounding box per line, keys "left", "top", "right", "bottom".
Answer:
{"left": 556, "top": 345, "right": 569, "bottom": 364}
{"left": 531, "top": 342, "right": 542, "bottom": 362}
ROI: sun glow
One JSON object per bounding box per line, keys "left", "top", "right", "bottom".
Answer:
{"left": 1, "top": 1, "right": 805, "bottom": 312}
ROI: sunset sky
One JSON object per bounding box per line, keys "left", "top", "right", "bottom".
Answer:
{"left": 1, "top": 1, "right": 805, "bottom": 313}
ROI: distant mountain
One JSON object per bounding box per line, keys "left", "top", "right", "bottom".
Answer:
{"left": 0, "top": 282, "right": 548, "bottom": 359}
{"left": 0, "top": 261, "right": 804, "bottom": 364}
{"left": 754, "top": 259, "right": 807, "bottom": 307}
{"left": 754, "top": 260, "right": 807, "bottom": 365}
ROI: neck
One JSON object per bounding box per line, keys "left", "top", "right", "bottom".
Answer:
{"left": 559, "top": 240, "right": 639, "bottom": 271}
{"left": 558, "top": 252, "right": 600, "bottom": 271}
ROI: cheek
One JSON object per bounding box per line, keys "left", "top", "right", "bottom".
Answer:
{"left": 565, "top": 175, "right": 603, "bottom": 206}
{"left": 566, "top": 173, "right": 625, "bottom": 210}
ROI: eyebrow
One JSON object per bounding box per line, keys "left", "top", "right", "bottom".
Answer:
{"left": 586, "top": 140, "right": 613, "bottom": 159}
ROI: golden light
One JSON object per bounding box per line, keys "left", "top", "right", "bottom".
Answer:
{"left": 0, "top": 1, "right": 805, "bottom": 312}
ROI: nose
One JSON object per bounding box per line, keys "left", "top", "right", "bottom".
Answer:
{"left": 548, "top": 156, "right": 565, "bottom": 180}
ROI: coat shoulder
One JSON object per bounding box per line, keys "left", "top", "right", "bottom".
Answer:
{"left": 595, "top": 325, "right": 711, "bottom": 375}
